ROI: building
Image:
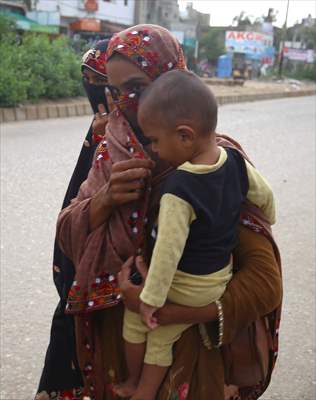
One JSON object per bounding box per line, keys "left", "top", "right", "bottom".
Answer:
{"left": 26, "top": 0, "right": 136, "bottom": 38}
{"left": 0, "top": 0, "right": 59, "bottom": 34}
{"left": 134, "top": 0, "right": 180, "bottom": 29}
{"left": 0, "top": 0, "right": 27, "bottom": 15}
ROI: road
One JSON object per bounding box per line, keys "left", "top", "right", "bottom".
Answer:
{"left": 1, "top": 96, "right": 315, "bottom": 400}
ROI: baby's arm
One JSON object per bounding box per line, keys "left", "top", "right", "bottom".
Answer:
{"left": 140, "top": 193, "right": 196, "bottom": 323}
{"left": 245, "top": 160, "right": 276, "bottom": 224}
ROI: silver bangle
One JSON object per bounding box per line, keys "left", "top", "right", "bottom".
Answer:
{"left": 214, "top": 300, "right": 224, "bottom": 348}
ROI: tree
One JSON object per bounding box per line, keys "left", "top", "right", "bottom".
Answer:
{"left": 232, "top": 11, "right": 253, "bottom": 28}
{"left": 199, "top": 27, "right": 225, "bottom": 62}
{"left": 264, "top": 8, "right": 278, "bottom": 23}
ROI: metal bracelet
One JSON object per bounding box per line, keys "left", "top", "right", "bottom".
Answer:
{"left": 214, "top": 300, "right": 224, "bottom": 348}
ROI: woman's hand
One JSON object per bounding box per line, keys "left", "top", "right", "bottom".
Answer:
{"left": 89, "top": 158, "right": 155, "bottom": 231}
{"left": 92, "top": 104, "right": 109, "bottom": 136}
{"left": 92, "top": 91, "right": 115, "bottom": 137}
{"left": 103, "top": 158, "right": 155, "bottom": 208}
{"left": 118, "top": 255, "right": 148, "bottom": 313}
{"left": 156, "top": 301, "right": 218, "bottom": 326}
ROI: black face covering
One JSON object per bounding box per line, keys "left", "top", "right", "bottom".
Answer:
{"left": 82, "top": 79, "right": 108, "bottom": 114}
{"left": 132, "top": 123, "right": 152, "bottom": 146}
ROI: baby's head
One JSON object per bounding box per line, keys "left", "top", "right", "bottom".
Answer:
{"left": 138, "top": 69, "right": 218, "bottom": 166}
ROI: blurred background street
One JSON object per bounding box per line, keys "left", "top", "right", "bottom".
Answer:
{"left": 1, "top": 0, "right": 316, "bottom": 399}
{"left": 1, "top": 96, "right": 315, "bottom": 399}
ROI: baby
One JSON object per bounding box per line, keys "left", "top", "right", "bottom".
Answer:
{"left": 115, "top": 70, "right": 276, "bottom": 400}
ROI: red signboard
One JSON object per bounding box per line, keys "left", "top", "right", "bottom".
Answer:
{"left": 84, "top": 0, "right": 98, "bottom": 12}
{"left": 70, "top": 18, "right": 101, "bottom": 32}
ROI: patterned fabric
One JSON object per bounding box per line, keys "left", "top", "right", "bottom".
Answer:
{"left": 81, "top": 39, "right": 109, "bottom": 114}
{"left": 82, "top": 40, "right": 108, "bottom": 77}
{"left": 106, "top": 24, "right": 186, "bottom": 111}
{"left": 35, "top": 388, "right": 83, "bottom": 400}
{"left": 107, "top": 25, "right": 186, "bottom": 79}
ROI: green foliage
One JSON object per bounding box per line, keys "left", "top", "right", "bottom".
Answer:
{"left": 199, "top": 28, "right": 226, "bottom": 62}
{"left": 0, "top": 14, "right": 16, "bottom": 40}
{"left": 0, "top": 40, "right": 29, "bottom": 105}
{"left": 285, "top": 62, "right": 316, "bottom": 82}
{"left": 0, "top": 16, "right": 84, "bottom": 107}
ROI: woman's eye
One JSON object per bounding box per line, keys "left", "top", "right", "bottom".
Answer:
{"left": 129, "top": 85, "right": 145, "bottom": 95}
{"left": 107, "top": 86, "right": 120, "bottom": 99}
{"left": 95, "top": 78, "right": 107, "bottom": 86}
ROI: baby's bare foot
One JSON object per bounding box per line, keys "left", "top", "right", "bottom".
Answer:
{"left": 113, "top": 380, "right": 137, "bottom": 398}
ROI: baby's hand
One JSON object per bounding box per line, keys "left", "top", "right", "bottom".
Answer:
{"left": 140, "top": 302, "right": 159, "bottom": 330}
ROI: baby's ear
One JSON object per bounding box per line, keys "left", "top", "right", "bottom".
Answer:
{"left": 176, "top": 125, "right": 196, "bottom": 145}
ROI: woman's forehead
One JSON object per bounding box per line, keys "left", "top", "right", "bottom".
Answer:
{"left": 107, "top": 55, "right": 150, "bottom": 86}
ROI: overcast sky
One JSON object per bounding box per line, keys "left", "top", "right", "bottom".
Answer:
{"left": 178, "top": 0, "right": 316, "bottom": 28}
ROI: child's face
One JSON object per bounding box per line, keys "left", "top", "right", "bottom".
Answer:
{"left": 138, "top": 114, "right": 193, "bottom": 166}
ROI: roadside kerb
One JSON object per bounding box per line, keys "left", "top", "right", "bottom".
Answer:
{"left": 1, "top": 89, "right": 315, "bottom": 123}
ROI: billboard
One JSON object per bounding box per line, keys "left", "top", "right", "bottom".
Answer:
{"left": 283, "top": 47, "right": 315, "bottom": 63}
{"left": 225, "top": 31, "right": 275, "bottom": 64}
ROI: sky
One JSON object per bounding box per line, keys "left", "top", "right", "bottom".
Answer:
{"left": 178, "top": 0, "right": 316, "bottom": 28}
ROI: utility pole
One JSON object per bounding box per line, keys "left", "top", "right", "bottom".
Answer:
{"left": 278, "top": 0, "right": 290, "bottom": 78}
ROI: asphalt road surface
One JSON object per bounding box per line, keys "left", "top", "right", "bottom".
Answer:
{"left": 1, "top": 96, "right": 315, "bottom": 400}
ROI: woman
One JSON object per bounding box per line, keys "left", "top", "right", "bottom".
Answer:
{"left": 56, "top": 25, "right": 282, "bottom": 400}
{"left": 36, "top": 39, "right": 109, "bottom": 400}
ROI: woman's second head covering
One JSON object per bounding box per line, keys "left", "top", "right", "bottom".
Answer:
{"left": 82, "top": 39, "right": 109, "bottom": 77}
{"left": 82, "top": 39, "right": 109, "bottom": 113}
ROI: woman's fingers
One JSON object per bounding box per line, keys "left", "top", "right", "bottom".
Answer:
{"left": 135, "top": 256, "right": 148, "bottom": 280}
{"left": 97, "top": 103, "right": 107, "bottom": 115}
{"left": 92, "top": 118, "right": 107, "bottom": 135}
{"left": 110, "top": 191, "right": 142, "bottom": 205}
{"left": 118, "top": 256, "right": 134, "bottom": 288}
{"left": 93, "top": 103, "right": 109, "bottom": 135}
{"left": 112, "top": 158, "right": 155, "bottom": 173}
{"left": 106, "top": 159, "right": 155, "bottom": 207}
{"left": 111, "top": 168, "right": 150, "bottom": 185}
{"left": 111, "top": 179, "right": 144, "bottom": 193}
{"left": 105, "top": 87, "right": 115, "bottom": 113}
{"left": 94, "top": 104, "right": 107, "bottom": 122}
